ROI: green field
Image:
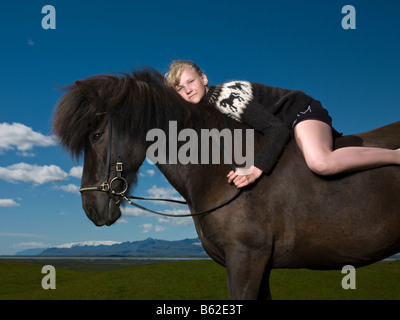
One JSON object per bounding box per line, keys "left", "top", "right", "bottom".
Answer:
{"left": 0, "top": 259, "right": 399, "bottom": 300}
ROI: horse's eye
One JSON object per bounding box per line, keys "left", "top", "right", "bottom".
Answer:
{"left": 92, "top": 133, "right": 103, "bottom": 142}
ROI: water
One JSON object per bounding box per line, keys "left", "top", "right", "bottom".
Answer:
{"left": 1, "top": 254, "right": 398, "bottom": 263}
{"left": 0, "top": 256, "right": 209, "bottom": 260}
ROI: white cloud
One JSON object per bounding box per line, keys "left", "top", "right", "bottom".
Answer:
{"left": 0, "top": 199, "right": 20, "bottom": 207}
{"left": 139, "top": 224, "right": 166, "bottom": 233}
{"left": 51, "top": 167, "right": 83, "bottom": 194}
{"left": 12, "top": 242, "right": 49, "bottom": 249}
{"left": 121, "top": 206, "right": 152, "bottom": 217}
{"left": 146, "top": 169, "right": 155, "bottom": 177}
{"left": 117, "top": 182, "right": 192, "bottom": 229}
{"left": 0, "top": 232, "right": 48, "bottom": 238}
{"left": 27, "top": 39, "right": 34, "bottom": 46}
{"left": 69, "top": 166, "right": 83, "bottom": 178}
{"left": 0, "top": 122, "right": 56, "bottom": 156}
{"left": 54, "top": 183, "right": 80, "bottom": 194}
{"left": 0, "top": 162, "right": 68, "bottom": 185}
{"left": 147, "top": 185, "right": 185, "bottom": 202}
{"left": 147, "top": 185, "right": 176, "bottom": 198}
{"left": 141, "top": 223, "right": 153, "bottom": 233}
{"left": 121, "top": 202, "right": 192, "bottom": 228}
{"left": 157, "top": 209, "right": 192, "bottom": 227}
{"left": 139, "top": 169, "right": 156, "bottom": 177}
{"left": 155, "top": 225, "right": 165, "bottom": 232}
{"left": 120, "top": 185, "right": 190, "bottom": 227}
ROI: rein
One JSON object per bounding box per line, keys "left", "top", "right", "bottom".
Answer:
{"left": 80, "top": 113, "right": 242, "bottom": 217}
{"left": 123, "top": 191, "right": 241, "bottom": 217}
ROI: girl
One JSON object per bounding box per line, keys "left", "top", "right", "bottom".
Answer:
{"left": 166, "top": 60, "right": 400, "bottom": 188}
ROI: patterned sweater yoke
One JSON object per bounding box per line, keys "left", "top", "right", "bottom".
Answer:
{"left": 204, "top": 81, "right": 314, "bottom": 174}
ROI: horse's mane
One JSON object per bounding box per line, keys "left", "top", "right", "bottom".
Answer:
{"left": 53, "top": 68, "right": 238, "bottom": 159}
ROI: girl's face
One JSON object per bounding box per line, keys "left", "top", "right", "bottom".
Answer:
{"left": 175, "top": 67, "right": 208, "bottom": 104}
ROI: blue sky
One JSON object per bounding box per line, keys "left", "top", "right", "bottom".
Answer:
{"left": 0, "top": 0, "right": 399, "bottom": 255}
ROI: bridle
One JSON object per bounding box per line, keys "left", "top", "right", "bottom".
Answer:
{"left": 80, "top": 112, "right": 242, "bottom": 217}
{"left": 80, "top": 113, "right": 128, "bottom": 204}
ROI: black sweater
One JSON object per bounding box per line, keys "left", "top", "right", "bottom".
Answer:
{"left": 204, "top": 81, "right": 314, "bottom": 174}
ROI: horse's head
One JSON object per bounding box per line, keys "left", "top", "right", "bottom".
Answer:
{"left": 53, "top": 74, "right": 148, "bottom": 226}
{"left": 53, "top": 68, "right": 241, "bottom": 226}
{"left": 78, "top": 113, "right": 145, "bottom": 226}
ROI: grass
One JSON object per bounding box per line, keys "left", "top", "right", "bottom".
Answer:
{"left": 0, "top": 259, "right": 399, "bottom": 300}
{"left": 0, "top": 260, "right": 228, "bottom": 300}
{"left": 270, "top": 261, "right": 400, "bottom": 300}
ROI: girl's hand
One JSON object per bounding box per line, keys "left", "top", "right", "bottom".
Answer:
{"left": 227, "top": 166, "right": 263, "bottom": 188}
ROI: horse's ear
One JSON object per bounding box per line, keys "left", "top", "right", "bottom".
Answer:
{"left": 75, "top": 80, "right": 100, "bottom": 102}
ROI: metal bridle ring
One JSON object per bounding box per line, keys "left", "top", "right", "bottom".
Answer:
{"left": 109, "top": 177, "right": 128, "bottom": 196}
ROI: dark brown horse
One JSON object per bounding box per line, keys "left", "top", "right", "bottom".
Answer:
{"left": 53, "top": 69, "right": 400, "bottom": 299}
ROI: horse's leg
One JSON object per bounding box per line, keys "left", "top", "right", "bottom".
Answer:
{"left": 257, "top": 268, "right": 272, "bottom": 300}
{"left": 226, "top": 249, "right": 271, "bottom": 300}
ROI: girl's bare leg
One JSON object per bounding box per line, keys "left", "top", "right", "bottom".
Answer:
{"left": 294, "top": 120, "right": 400, "bottom": 175}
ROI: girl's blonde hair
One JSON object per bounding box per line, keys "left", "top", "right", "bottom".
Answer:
{"left": 165, "top": 60, "right": 204, "bottom": 87}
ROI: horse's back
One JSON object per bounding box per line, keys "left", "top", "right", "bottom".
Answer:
{"left": 334, "top": 121, "right": 400, "bottom": 150}
{"left": 265, "top": 121, "right": 400, "bottom": 269}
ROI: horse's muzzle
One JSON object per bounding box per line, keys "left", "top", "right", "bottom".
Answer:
{"left": 82, "top": 193, "right": 121, "bottom": 226}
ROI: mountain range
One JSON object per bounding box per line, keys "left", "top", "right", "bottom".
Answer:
{"left": 15, "top": 238, "right": 207, "bottom": 257}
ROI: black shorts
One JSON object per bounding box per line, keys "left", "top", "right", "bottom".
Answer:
{"left": 292, "top": 100, "right": 332, "bottom": 129}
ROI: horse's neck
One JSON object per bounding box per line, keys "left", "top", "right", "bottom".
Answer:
{"left": 155, "top": 158, "right": 234, "bottom": 207}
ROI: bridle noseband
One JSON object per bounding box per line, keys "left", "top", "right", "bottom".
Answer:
{"left": 80, "top": 112, "right": 242, "bottom": 217}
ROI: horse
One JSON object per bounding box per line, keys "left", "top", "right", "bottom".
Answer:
{"left": 52, "top": 68, "right": 400, "bottom": 299}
